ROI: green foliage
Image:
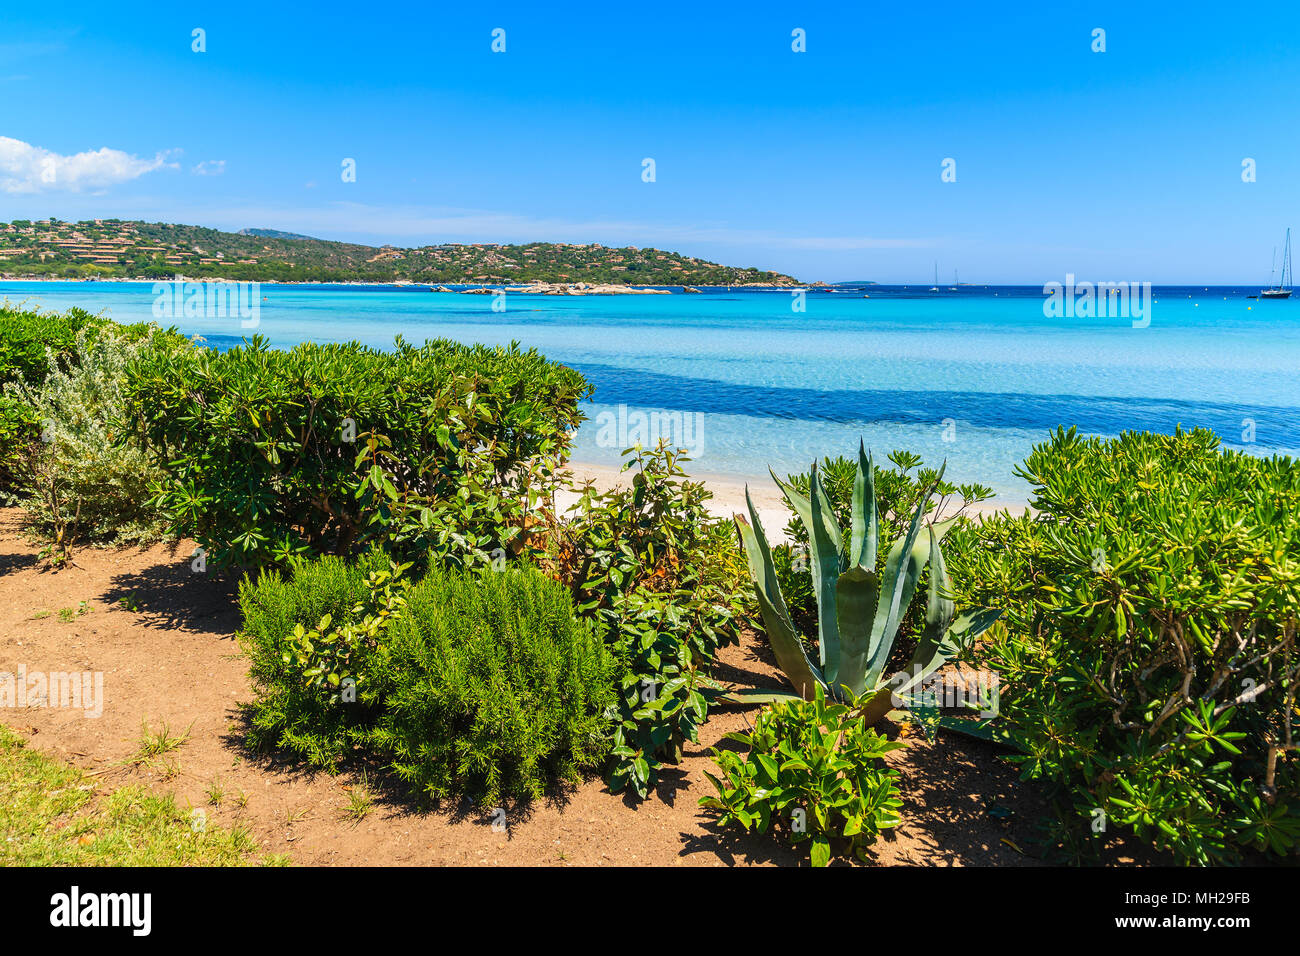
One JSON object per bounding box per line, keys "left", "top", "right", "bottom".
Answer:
{"left": 0, "top": 304, "right": 107, "bottom": 493}
{"left": 241, "top": 549, "right": 391, "bottom": 769}
{"left": 124, "top": 335, "right": 589, "bottom": 570}
{"left": 5, "top": 327, "right": 179, "bottom": 554}
{"left": 240, "top": 552, "right": 616, "bottom": 805}
{"left": 0, "top": 303, "right": 106, "bottom": 388}
{"left": 701, "top": 687, "right": 905, "bottom": 866}
{"left": 735, "top": 441, "right": 1002, "bottom": 724}
{"left": 0, "top": 395, "right": 38, "bottom": 499}
{"left": 948, "top": 426, "right": 1300, "bottom": 864}
{"left": 543, "top": 444, "right": 750, "bottom": 799}
{"left": 362, "top": 563, "right": 615, "bottom": 804}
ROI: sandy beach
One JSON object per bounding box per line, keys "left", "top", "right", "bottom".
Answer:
{"left": 562, "top": 460, "right": 1030, "bottom": 541}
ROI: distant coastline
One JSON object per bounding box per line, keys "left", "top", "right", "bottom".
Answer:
{"left": 0, "top": 218, "right": 801, "bottom": 287}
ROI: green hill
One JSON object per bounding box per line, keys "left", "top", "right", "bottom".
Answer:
{"left": 0, "top": 219, "right": 799, "bottom": 286}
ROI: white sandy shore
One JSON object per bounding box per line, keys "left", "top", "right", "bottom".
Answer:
{"left": 560, "top": 460, "right": 1031, "bottom": 541}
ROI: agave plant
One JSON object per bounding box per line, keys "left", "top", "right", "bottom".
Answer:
{"left": 733, "top": 442, "right": 1002, "bottom": 725}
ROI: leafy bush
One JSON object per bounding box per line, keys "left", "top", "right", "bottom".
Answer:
{"left": 4, "top": 327, "right": 182, "bottom": 557}
{"left": 541, "top": 444, "right": 750, "bottom": 798}
{"left": 701, "top": 687, "right": 904, "bottom": 866}
{"left": 124, "top": 335, "right": 590, "bottom": 570}
{"left": 0, "top": 303, "right": 106, "bottom": 388}
{"left": 0, "top": 396, "right": 38, "bottom": 501}
{"left": 0, "top": 304, "right": 109, "bottom": 493}
{"left": 240, "top": 551, "right": 615, "bottom": 805}
{"left": 241, "top": 549, "right": 392, "bottom": 768}
{"left": 363, "top": 564, "right": 615, "bottom": 803}
{"left": 949, "top": 427, "right": 1300, "bottom": 864}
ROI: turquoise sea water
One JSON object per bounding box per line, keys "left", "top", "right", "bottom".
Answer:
{"left": 4, "top": 280, "right": 1298, "bottom": 501}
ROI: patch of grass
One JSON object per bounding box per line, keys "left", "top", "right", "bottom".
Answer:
{"left": 133, "top": 719, "right": 192, "bottom": 765}
{"left": 30, "top": 610, "right": 50, "bottom": 620}
{"left": 341, "top": 773, "right": 374, "bottom": 823}
{"left": 206, "top": 777, "right": 225, "bottom": 807}
{"left": 0, "top": 724, "right": 280, "bottom": 866}
{"left": 283, "top": 807, "right": 311, "bottom": 826}
{"left": 57, "top": 608, "right": 75, "bottom": 623}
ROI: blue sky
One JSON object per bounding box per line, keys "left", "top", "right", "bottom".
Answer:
{"left": 2, "top": 1, "right": 1298, "bottom": 283}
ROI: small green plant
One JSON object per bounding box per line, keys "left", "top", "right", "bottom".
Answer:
{"left": 734, "top": 441, "right": 1001, "bottom": 723}
{"left": 206, "top": 778, "right": 225, "bottom": 807}
{"left": 133, "top": 719, "right": 192, "bottom": 765}
{"left": 342, "top": 773, "right": 375, "bottom": 822}
{"left": 117, "top": 591, "right": 138, "bottom": 612}
{"left": 57, "top": 608, "right": 75, "bottom": 623}
{"left": 543, "top": 443, "right": 750, "bottom": 799}
{"left": 283, "top": 807, "right": 311, "bottom": 826}
{"left": 701, "top": 687, "right": 905, "bottom": 866}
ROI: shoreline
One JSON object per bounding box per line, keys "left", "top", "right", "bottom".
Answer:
{"left": 0, "top": 276, "right": 801, "bottom": 291}
{"left": 562, "top": 459, "right": 1031, "bottom": 538}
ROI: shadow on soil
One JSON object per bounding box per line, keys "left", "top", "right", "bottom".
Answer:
{"left": 101, "top": 551, "right": 241, "bottom": 635}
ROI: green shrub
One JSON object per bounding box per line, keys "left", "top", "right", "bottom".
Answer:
{"left": 0, "top": 304, "right": 108, "bottom": 493}
{"left": 240, "top": 552, "right": 615, "bottom": 805}
{"left": 362, "top": 563, "right": 615, "bottom": 804}
{"left": 241, "top": 549, "right": 392, "bottom": 768}
{"left": 4, "top": 328, "right": 178, "bottom": 555}
{"left": 949, "top": 426, "right": 1300, "bottom": 864}
{"left": 124, "top": 335, "right": 590, "bottom": 570}
{"left": 0, "top": 303, "right": 106, "bottom": 388}
{"left": 701, "top": 687, "right": 905, "bottom": 866}
{"left": 543, "top": 444, "right": 750, "bottom": 799}
{"left": 0, "top": 396, "right": 38, "bottom": 501}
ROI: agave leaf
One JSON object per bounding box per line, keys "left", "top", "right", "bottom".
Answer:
{"left": 857, "top": 687, "right": 897, "bottom": 726}
{"left": 770, "top": 466, "right": 843, "bottom": 557}
{"left": 909, "top": 525, "right": 956, "bottom": 670}
{"left": 720, "top": 688, "right": 807, "bottom": 705}
{"left": 849, "top": 441, "right": 878, "bottom": 572}
{"left": 834, "top": 564, "right": 879, "bottom": 697}
{"left": 864, "top": 466, "right": 947, "bottom": 686}
{"left": 808, "top": 464, "right": 844, "bottom": 684}
{"left": 935, "top": 714, "right": 1016, "bottom": 747}
{"left": 734, "top": 490, "right": 824, "bottom": 700}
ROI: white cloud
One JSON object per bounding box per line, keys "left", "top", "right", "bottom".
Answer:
{"left": 192, "top": 159, "right": 226, "bottom": 176}
{"left": 0, "top": 136, "right": 178, "bottom": 194}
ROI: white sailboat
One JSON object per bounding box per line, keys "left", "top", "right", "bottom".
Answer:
{"left": 929, "top": 261, "right": 939, "bottom": 292}
{"left": 1262, "top": 228, "right": 1293, "bottom": 299}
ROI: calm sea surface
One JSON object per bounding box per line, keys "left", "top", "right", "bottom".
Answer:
{"left": 4, "top": 280, "right": 1297, "bottom": 501}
